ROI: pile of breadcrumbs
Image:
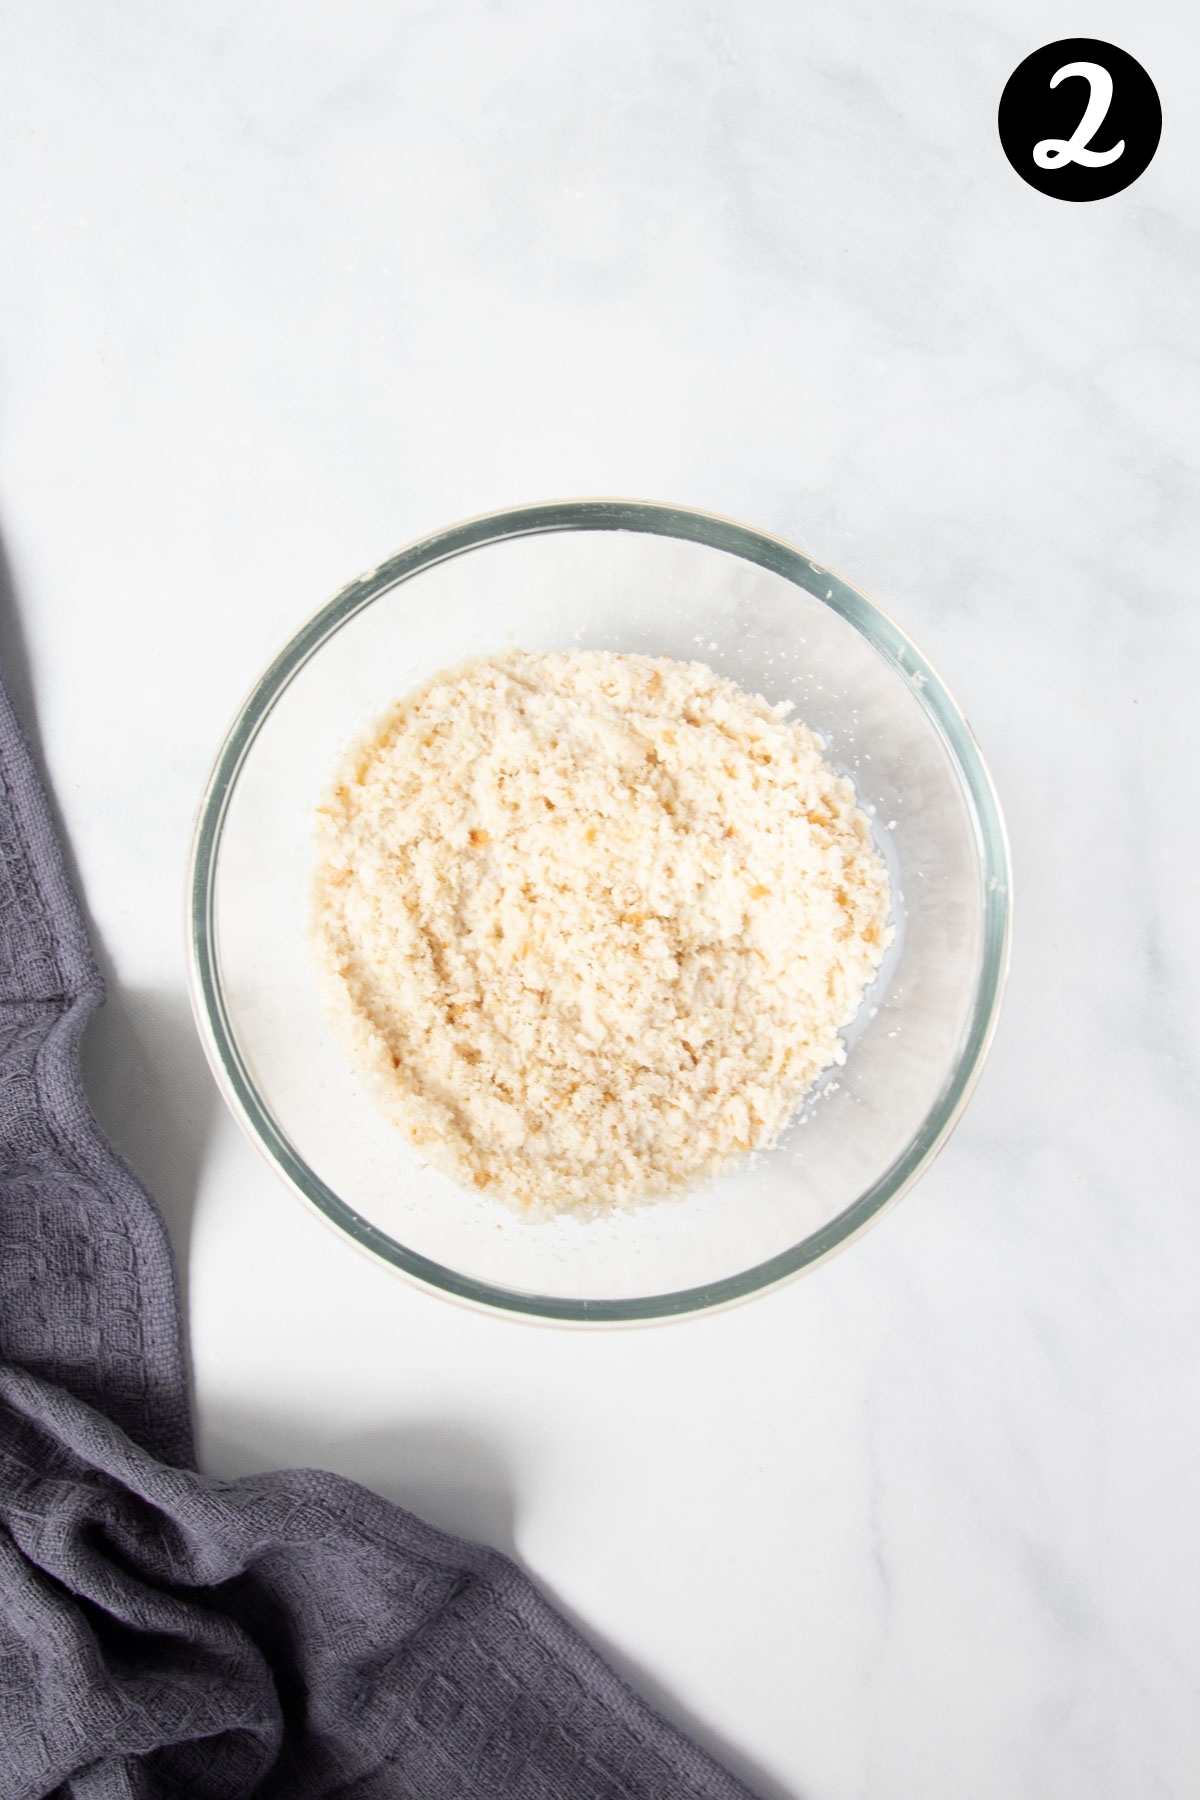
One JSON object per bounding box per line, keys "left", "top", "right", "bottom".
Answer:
{"left": 314, "top": 650, "right": 891, "bottom": 1214}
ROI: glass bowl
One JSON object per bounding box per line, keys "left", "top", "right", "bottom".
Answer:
{"left": 188, "top": 500, "right": 1010, "bottom": 1324}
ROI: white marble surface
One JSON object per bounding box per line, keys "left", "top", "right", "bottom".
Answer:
{"left": 4, "top": 2, "right": 1199, "bottom": 1794}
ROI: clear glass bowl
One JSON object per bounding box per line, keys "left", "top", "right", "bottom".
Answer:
{"left": 188, "top": 501, "right": 1010, "bottom": 1323}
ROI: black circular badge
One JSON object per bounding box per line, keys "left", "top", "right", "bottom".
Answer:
{"left": 998, "top": 39, "right": 1161, "bottom": 201}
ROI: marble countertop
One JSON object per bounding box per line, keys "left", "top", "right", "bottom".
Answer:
{"left": 3, "top": 3, "right": 1198, "bottom": 1794}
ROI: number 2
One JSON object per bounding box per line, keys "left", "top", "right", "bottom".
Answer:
{"left": 1033, "top": 61, "right": 1125, "bottom": 169}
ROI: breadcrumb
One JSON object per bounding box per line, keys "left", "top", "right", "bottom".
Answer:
{"left": 314, "top": 651, "right": 891, "bottom": 1213}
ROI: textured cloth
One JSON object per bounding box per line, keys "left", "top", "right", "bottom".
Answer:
{"left": 0, "top": 667, "right": 754, "bottom": 1800}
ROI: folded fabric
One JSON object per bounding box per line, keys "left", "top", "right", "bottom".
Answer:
{"left": 0, "top": 664, "right": 755, "bottom": 1800}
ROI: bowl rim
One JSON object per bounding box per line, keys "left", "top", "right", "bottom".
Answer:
{"left": 187, "top": 497, "right": 1013, "bottom": 1325}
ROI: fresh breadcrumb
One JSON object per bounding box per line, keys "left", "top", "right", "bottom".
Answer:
{"left": 315, "top": 651, "right": 891, "bottom": 1213}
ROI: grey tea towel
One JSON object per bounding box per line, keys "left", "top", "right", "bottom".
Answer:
{"left": 0, "top": 665, "right": 755, "bottom": 1800}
